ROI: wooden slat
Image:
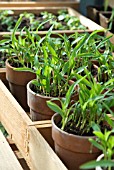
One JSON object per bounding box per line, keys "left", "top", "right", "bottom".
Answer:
{"left": 0, "top": 1, "right": 79, "bottom": 9}
{"left": 29, "top": 120, "right": 54, "bottom": 149}
{"left": 0, "top": 6, "right": 71, "bottom": 15}
{"left": 28, "top": 126, "right": 67, "bottom": 170}
{"left": 6, "top": 136, "right": 31, "bottom": 170}
{"left": 0, "top": 80, "right": 67, "bottom": 170}
{"left": 28, "top": 120, "right": 51, "bottom": 126}
{"left": 0, "top": 130, "right": 23, "bottom": 170}
{"left": 0, "top": 80, "right": 31, "bottom": 158}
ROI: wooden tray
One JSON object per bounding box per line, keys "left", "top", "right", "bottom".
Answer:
{"left": 0, "top": 6, "right": 104, "bottom": 40}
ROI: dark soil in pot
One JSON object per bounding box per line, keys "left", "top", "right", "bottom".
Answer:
{"left": 27, "top": 79, "right": 79, "bottom": 121}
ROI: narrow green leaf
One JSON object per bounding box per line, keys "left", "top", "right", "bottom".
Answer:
{"left": 12, "top": 15, "right": 23, "bottom": 39}
{"left": 96, "top": 35, "right": 112, "bottom": 49}
{"left": 80, "top": 160, "right": 114, "bottom": 169}
{"left": 89, "top": 138, "right": 104, "bottom": 151}
{"left": 14, "top": 67, "right": 34, "bottom": 73}
{"left": 47, "top": 101, "right": 64, "bottom": 117}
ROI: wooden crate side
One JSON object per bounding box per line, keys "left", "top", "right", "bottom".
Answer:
{"left": 0, "top": 29, "right": 94, "bottom": 41}
{"left": 0, "top": 130, "right": 23, "bottom": 170}
{"left": 0, "top": 6, "right": 102, "bottom": 36}
{"left": 0, "top": 80, "right": 31, "bottom": 158}
{"left": 0, "top": 80, "right": 67, "bottom": 169}
{"left": 0, "top": 6, "right": 74, "bottom": 15}
{"left": 27, "top": 126, "right": 68, "bottom": 170}
{"left": 0, "top": 1, "right": 79, "bottom": 9}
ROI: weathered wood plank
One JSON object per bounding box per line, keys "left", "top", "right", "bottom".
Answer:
{"left": 0, "top": 80, "right": 31, "bottom": 158}
{"left": 0, "top": 80, "right": 67, "bottom": 170}
{"left": 28, "top": 126, "right": 68, "bottom": 170}
{"left": 29, "top": 120, "right": 54, "bottom": 150}
{"left": 0, "top": 1, "right": 79, "bottom": 9}
{"left": 0, "top": 130, "right": 23, "bottom": 170}
{"left": 6, "top": 136, "right": 31, "bottom": 170}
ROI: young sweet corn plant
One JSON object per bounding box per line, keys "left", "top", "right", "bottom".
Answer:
{"left": 0, "top": 15, "right": 52, "bottom": 68}
{"left": 47, "top": 68, "right": 114, "bottom": 135}
{"left": 80, "top": 127, "right": 114, "bottom": 170}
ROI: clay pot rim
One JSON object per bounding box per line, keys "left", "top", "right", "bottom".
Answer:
{"left": 27, "top": 79, "right": 56, "bottom": 99}
{"left": 6, "top": 58, "right": 15, "bottom": 70}
{"left": 27, "top": 78, "right": 77, "bottom": 99}
{"left": 6, "top": 57, "right": 25, "bottom": 71}
{"left": 52, "top": 113, "right": 96, "bottom": 139}
{"left": 52, "top": 113, "right": 100, "bottom": 153}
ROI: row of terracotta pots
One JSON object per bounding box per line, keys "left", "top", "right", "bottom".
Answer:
{"left": 5, "top": 58, "right": 101, "bottom": 170}
{"left": 6, "top": 59, "right": 56, "bottom": 119}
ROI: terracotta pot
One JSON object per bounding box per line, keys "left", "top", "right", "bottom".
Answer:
{"left": 52, "top": 113, "right": 101, "bottom": 170}
{"left": 87, "top": 6, "right": 112, "bottom": 24}
{"left": 6, "top": 59, "right": 36, "bottom": 111}
{"left": 27, "top": 79, "right": 78, "bottom": 121}
{"left": 99, "top": 12, "right": 114, "bottom": 33}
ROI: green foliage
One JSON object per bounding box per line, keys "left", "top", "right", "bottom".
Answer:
{"left": 0, "top": 10, "right": 16, "bottom": 31}
{"left": 108, "top": 8, "right": 114, "bottom": 31}
{"left": 80, "top": 159, "right": 114, "bottom": 169}
{"left": 0, "top": 9, "right": 113, "bottom": 169}
{"left": 0, "top": 18, "right": 114, "bottom": 129}
{"left": 0, "top": 16, "right": 44, "bottom": 69}
{"left": 47, "top": 69, "right": 114, "bottom": 134}
{"left": 0, "top": 9, "right": 87, "bottom": 32}
{"left": 47, "top": 80, "right": 82, "bottom": 130}
{"left": 80, "top": 128, "right": 114, "bottom": 170}
{"left": 104, "top": 0, "right": 109, "bottom": 11}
